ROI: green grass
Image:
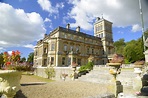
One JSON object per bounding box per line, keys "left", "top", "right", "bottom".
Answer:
{"left": 30, "top": 75, "right": 54, "bottom": 82}
{"left": 22, "top": 74, "right": 54, "bottom": 82}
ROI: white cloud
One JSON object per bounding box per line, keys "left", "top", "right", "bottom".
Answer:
{"left": 131, "top": 24, "right": 141, "bottom": 32}
{"left": 37, "top": 0, "right": 57, "bottom": 14}
{"left": 37, "top": 0, "right": 64, "bottom": 15}
{"left": 0, "top": 3, "right": 45, "bottom": 48}
{"left": 56, "top": 2, "right": 64, "bottom": 9}
{"left": 66, "top": 0, "right": 148, "bottom": 31}
{"left": 44, "top": 18, "right": 51, "bottom": 22}
{"left": 23, "top": 44, "right": 35, "bottom": 50}
{"left": 44, "top": 17, "right": 53, "bottom": 29}
{"left": 0, "top": 47, "right": 5, "bottom": 53}
{"left": 117, "top": 31, "right": 124, "bottom": 34}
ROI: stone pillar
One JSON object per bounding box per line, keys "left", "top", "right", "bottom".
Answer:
{"left": 107, "top": 63, "right": 123, "bottom": 97}
{"left": 144, "top": 50, "right": 148, "bottom": 63}
{"left": 108, "top": 81, "right": 123, "bottom": 97}
{"left": 56, "top": 39, "right": 59, "bottom": 67}
{"left": 133, "top": 77, "right": 142, "bottom": 92}
{"left": 71, "top": 54, "right": 73, "bottom": 66}
{"left": 133, "top": 67, "right": 142, "bottom": 92}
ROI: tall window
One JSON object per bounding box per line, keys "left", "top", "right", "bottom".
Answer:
{"left": 100, "top": 25, "right": 102, "bottom": 30}
{"left": 70, "top": 35, "right": 73, "bottom": 40}
{"left": 73, "top": 58, "right": 76, "bottom": 63}
{"left": 101, "top": 33, "right": 103, "bottom": 38}
{"left": 43, "top": 59, "right": 47, "bottom": 66}
{"left": 87, "top": 48, "right": 89, "bottom": 54}
{"left": 51, "top": 57, "right": 54, "bottom": 64}
{"left": 78, "top": 59, "right": 81, "bottom": 66}
{"left": 62, "top": 57, "right": 65, "bottom": 65}
{"left": 51, "top": 43, "right": 55, "bottom": 51}
{"left": 102, "top": 50, "right": 105, "bottom": 55}
{"left": 70, "top": 46, "right": 73, "bottom": 51}
{"left": 92, "top": 48, "right": 94, "bottom": 54}
{"left": 64, "top": 33, "right": 67, "bottom": 38}
{"left": 48, "top": 57, "right": 50, "bottom": 64}
{"left": 64, "top": 45, "right": 67, "bottom": 51}
{"left": 44, "top": 48, "right": 47, "bottom": 54}
{"left": 76, "top": 46, "right": 79, "bottom": 52}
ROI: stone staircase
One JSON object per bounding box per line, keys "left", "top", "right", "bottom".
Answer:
{"left": 78, "top": 67, "right": 112, "bottom": 84}
{"left": 77, "top": 67, "right": 136, "bottom": 87}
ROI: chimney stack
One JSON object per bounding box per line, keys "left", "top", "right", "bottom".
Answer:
{"left": 66, "top": 23, "right": 70, "bottom": 29}
{"left": 96, "top": 17, "right": 100, "bottom": 22}
{"left": 76, "top": 26, "right": 80, "bottom": 32}
{"left": 44, "top": 34, "right": 47, "bottom": 38}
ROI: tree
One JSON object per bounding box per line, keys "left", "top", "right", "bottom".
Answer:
{"left": 144, "top": 29, "right": 148, "bottom": 40}
{"left": 27, "top": 52, "right": 34, "bottom": 64}
{"left": 123, "top": 39, "right": 144, "bottom": 63}
{"left": 20, "top": 57, "right": 26, "bottom": 63}
{"left": 144, "top": 29, "right": 148, "bottom": 50}
{"left": 113, "top": 38, "right": 126, "bottom": 55}
{"left": 0, "top": 53, "right": 4, "bottom": 65}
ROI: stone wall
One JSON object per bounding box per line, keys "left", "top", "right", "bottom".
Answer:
{"left": 34, "top": 67, "right": 79, "bottom": 81}
{"left": 34, "top": 66, "right": 137, "bottom": 86}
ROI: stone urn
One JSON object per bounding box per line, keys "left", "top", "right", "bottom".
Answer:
{"left": 134, "top": 65, "right": 143, "bottom": 77}
{"left": 133, "top": 61, "right": 144, "bottom": 93}
{"left": 71, "top": 67, "right": 76, "bottom": 81}
{"left": 0, "top": 70, "right": 22, "bottom": 98}
{"left": 107, "top": 63, "right": 121, "bottom": 81}
{"left": 107, "top": 63, "right": 123, "bottom": 97}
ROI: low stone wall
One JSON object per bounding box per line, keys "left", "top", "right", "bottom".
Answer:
{"left": 34, "top": 66, "right": 138, "bottom": 86}
{"left": 34, "top": 67, "right": 80, "bottom": 81}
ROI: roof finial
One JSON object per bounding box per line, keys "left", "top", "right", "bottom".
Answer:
{"left": 101, "top": 14, "right": 104, "bottom": 19}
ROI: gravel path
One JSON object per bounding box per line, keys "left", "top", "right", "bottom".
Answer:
{"left": 15, "top": 75, "right": 110, "bottom": 98}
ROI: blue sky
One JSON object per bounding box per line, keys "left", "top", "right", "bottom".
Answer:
{"left": 0, "top": 0, "right": 148, "bottom": 58}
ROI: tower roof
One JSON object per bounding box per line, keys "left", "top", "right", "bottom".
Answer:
{"left": 94, "top": 17, "right": 113, "bottom": 25}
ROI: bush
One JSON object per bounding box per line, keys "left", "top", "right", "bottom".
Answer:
{"left": 45, "top": 67, "right": 55, "bottom": 79}
{"left": 78, "top": 65, "right": 87, "bottom": 72}
{"left": 78, "top": 62, "right": 94, "bottom": 75}
{"left": 2, "top": 64, "right": 33, "bottom": 71}
{"left": 86, "top": 62, "right": 94, "bottom": 70}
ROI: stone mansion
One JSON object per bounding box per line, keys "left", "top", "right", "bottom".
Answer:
{"left": 33, "top": 17, "right": 114, "bottom": 67}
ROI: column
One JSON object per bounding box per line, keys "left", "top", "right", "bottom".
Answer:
{"left": 71, "top": 54, "right": 73, "bottom": 66}
{"left": 56, "top": 39, "right": 59, "bottom": 66}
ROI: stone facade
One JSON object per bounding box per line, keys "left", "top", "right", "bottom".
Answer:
{"left": 34, "top": 18, "right": 114, "bottom": 67}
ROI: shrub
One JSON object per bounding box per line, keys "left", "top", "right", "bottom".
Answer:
{"left": 78, "top": 62, "right": 94, "bottom": 73}
{"left": 86, "top": 62, "right": 94, "bottom": 70}
{"left": 13, "top": 65, "right": 32, "bottom": 71}
{"left": 45, "top": 67, "right": 55, "bottom": 79}
{"left": 78, "top": 65, "right": 87, "bottom": 72}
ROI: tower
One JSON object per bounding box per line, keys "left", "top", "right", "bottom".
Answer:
{"left": 94, "top": 17, "right": 114, "bottom": 64}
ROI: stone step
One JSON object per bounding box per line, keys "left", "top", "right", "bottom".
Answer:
{"left": 77, "top": 67, "right": 137, "bottom": 86}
